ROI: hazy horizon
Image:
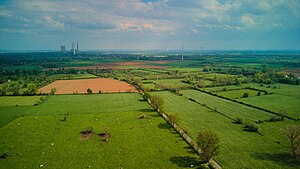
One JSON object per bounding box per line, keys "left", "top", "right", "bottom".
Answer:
{"left": 1, "top": 0, "right": 300, "bottom": 51}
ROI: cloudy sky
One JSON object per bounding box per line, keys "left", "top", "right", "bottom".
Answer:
{"left": 0, "top": 0, "right": 299, "bottom": 50}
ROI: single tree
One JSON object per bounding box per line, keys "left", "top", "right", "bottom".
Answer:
{"left": 197, "top": 130, "right": 220, "bottom": 163}
{"left": 27, "top": 84, "right": 37, "bottom": 95}
{"left": 281, "top": 125, "right": 300, "bottom": 159}
{"left": 50, "top": 88, "right": 57, "bottom": 95}
{"left": 150, "top": 95, "right": 164, "bottom": 111}
{"left": 196, "top": 80, "right": 206, "bottom": 88}
{"left": 87, "top": 88, "right": 93, "bottom": 94}
{"left": 168, "top": 114, "right": 178, "bottom": 125}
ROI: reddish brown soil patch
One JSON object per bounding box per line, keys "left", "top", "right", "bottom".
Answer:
{"left": 98, "top": 133, "right": 111, "bottom": 142}
{"left": 38, "top": 78, "right": 138, "bottom": 94}
{"left": 98, "top": 133, "right": 111, "bottom": 138}
{"left": 80, "top": 132, "right": 94, "bottom": 140}
{"left": 138, "top": 114, "right": 147, "bottom": 119}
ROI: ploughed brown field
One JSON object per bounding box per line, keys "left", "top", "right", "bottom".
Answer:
{"left": 38, "top": 78, "right": 138, "bottom": 94}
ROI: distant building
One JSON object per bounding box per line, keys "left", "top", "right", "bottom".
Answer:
{"left": 61, "top": 45, "right": 66, "bottom": 53}
{"left": 70, "top": 41, "right": 79, "bottom": 55}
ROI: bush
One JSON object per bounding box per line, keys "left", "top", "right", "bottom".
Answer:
{"left": 87, "top": 88, "right": 93, "bottom": 94}
{"left": 200, "top": 163, "right": 210, "bottom": 169}
{"left": 242, "top": 92, "right": 249, "bottom": 98}
{"left": 83, "top": 126, "right": 94, "bottom": 134}
{"left": 236, "top": 117, "right": 244, "bottom": 124}
{"left": 244, "top": 122, "right": 259, "bottom": 132}
{"left": 268, "top": 115, "right": 283, "bottom": 122}
{"left": 168, "top": 114, "right": 178, "bottom": 125}
{"left": 255, "top": 120, "right": 264, "bottom": 124}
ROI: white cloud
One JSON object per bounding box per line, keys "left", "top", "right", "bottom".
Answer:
{"left": 241, "top": 15, "right": 256, "bottom": 27}
{"left": 0, "top": 0, "right": 299, "bottom": 50}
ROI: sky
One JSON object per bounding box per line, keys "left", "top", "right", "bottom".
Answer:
{"left": 0, "top": 0, "right": 299, "bottom": 51}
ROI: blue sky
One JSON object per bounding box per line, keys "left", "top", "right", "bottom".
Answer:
{"left": 0, "top": 0, "right": 299, "bottom": 50}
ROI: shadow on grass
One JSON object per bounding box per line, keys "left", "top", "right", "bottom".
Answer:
{"left": 252, "top": 152, "right": 300, "bottom": 167}
{"left": 138, "top": 99, "right": 147, "bottom": 102}
{"left": 138, "top": 108, "right": 154, "bottom": 113}
{"left": 157, "top": 123, "right": 172, "bottom": 129}
{"left": 149, "top": 114, "right": 161, "bottom": 118}
{"left": 170, "top": 156, "right": 201, "bottom": 168}
{"left": 242, "top": 128, "right": 264, "bottom": 136}
{"left": 157, "top": 123, "right": 178, "bottom": 135}
{"left": 183, "top": 146, "right": 197, "bottom": 154}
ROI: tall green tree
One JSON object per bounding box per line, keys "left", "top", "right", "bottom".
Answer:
{"left": 197, "top": 130, "right": 220, "bottom": 163}
{"left": 150, "top": 95, "right": 164, "bottom": 111}
{"left": 281, "top": 125, "right": 300, "bottom": 159}
{"left": 27, "top": 84, "right": 37, "bottom": 95}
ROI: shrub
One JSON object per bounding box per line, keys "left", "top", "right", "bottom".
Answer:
{"left": 242, "top": 92, "right": 249, "bottom": 98}
{"left": 268, "top": 115, "right": 283, "bottom": 122}
{"left": 168, "top": 114, "right": 178, "bottom": 125}
{"left": 83, "top": 126, "right": 94, "bottom": 134}
{"left": 244, "top": 122, "right": 259, "bottom": 132}
{"left": 255, "top": 120, "right": 264, "bottom": 124}
{"left": 200, "top": 163, "right": 210, "bottom": 169}
{"left": 236, "top": 117, "right": 244, "bottom": 124}
{"left": 87, "top": 88, "right": 93, "bottom": 94}
{"left": 0, "top": 152, "right": 9, "bottom": 159}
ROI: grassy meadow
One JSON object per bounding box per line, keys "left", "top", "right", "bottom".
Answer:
{"left": 150, "top": 91, "right": 300, "bottom": 169}
{"left": 0, "top": 93, "right": 199, "bottom": 169}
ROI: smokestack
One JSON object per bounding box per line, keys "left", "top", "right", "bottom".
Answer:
{"left": 77, "top": 41, "right": 79, "bottom": 52}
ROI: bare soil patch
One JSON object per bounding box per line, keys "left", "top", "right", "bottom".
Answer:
{"left": 98, "top": 133, "right": 111, "bottom": 142}
{"left": 0, "top": 153, "right": 9, "bottom": 160}
{"left": 38, "top": 78, "right": 138, "bottom": 94}
{"left": 80, "top": 132, "right": 94, "bottom": 140}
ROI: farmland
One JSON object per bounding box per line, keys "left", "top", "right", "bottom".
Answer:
{"left": 150, "top": 91, "right": 299, "bottom": 169}
{"left": 38, "top": 78, "right": 138, "bottom": 94}
{"left": 0, "top": 93, "right": 198, "bottom": 169}
{"left": 0, "top": 51, "right": 300, "bottom": 169}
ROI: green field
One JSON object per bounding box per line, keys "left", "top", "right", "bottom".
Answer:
{"left": 149, "top": 91, "right": 300, "bottom": 169}
{"left": 240, "top": 94, "right": 300, "bottom": 119}
{"left": 216, "top": 89, "right": 260, "bottom": 99}
{"left": 203, "top": 85, "right": 243, "bottom": 92}
{"left": 0, "top": 96, "right": 43, "bottom": 106}
{"left": 0, "top": 93, "right": 199, "bottom": 169}
{"left": 179, "top": 90, "right": 275, "bottom": 122}
{"left": 48, "top": 73, "right": 97, "bottom": 80}
{"left": 142, "top": 78, "right": 192, "bottom": 90}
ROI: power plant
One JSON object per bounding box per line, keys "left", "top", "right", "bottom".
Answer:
{"left": 60, "top": 45, "right": 66, "bottom": 53}
{"left": 71, "top": 41, "right": 79, "bottom": 55}
{"left": 60, "top": 41, "right": 79, "bottom": 55}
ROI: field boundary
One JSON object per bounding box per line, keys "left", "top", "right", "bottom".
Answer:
{"left": 193, "top": 87, "right": 296, "bottom": 121}
{"left": 183, "top": 95, "right": 236, "bottom": 121}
